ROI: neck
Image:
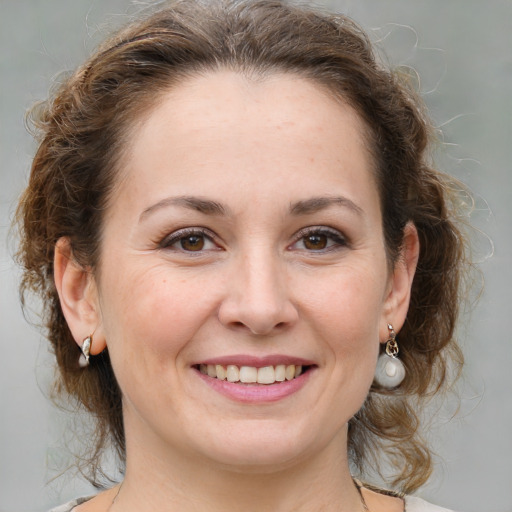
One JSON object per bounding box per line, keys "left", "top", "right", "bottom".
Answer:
{"left": 111, "top": 427, "right": 365, "bottom": 512}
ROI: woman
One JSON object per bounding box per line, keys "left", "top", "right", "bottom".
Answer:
{"left": 15, "top": 1, "right": 468, "bottom": 511}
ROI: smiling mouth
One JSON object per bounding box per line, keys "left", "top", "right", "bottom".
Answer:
{"left": 195, "top": 364, "right": 313, "bottom": 385}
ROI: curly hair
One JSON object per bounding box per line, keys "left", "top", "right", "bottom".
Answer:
{"left": 15, "top": 0, "right": 468, "bottom": 493}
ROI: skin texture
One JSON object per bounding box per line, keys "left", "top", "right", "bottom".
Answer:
{"left": 54, "top": 71, "right": 418, "bottom": 512}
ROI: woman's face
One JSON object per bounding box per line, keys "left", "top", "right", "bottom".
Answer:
{"left": 92, "top": 71, "right": 407, "bottom": 469}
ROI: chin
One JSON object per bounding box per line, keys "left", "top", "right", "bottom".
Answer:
{"left": 192, "top": 419, "right": 330, "bottom": 472}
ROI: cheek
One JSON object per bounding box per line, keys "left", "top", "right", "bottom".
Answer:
{"left": 300, "top": 262, "right": 387, "bottom": 362}
{"left": 98, "top": 263, "right": 221, "bottom": 367}
{"left": 308, "top": 262, "right": 386, "bottom": 319}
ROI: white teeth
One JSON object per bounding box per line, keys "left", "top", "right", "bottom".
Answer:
{"left": 215, "top": 364, "right": 227, "bottom": 380}
{"left": 275, "top": 364, "right": 286, "bottom": 382}
{"left": 257, "top": 366, "right": 275, "bottom": 384}
{"left": 226, "top": 365, "right": 239, "bottom": 382}
{"left": 239, "top": 366, "right": 258, "bottom": 383}
{"left": 285, "top": 365, "right": 295, "bottom": 381}
{"left": 198, "top": 363, "right": 308, "bottom": 384}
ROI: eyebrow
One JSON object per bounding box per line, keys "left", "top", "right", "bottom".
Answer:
{"left": 289, "top": 196, "right": 364, "bottom": 216}
{"left": 139, "top": 196, "right": 228, "bottom": 222}
{"left": 139, "top": 194, "right": 363, "bottom": 222}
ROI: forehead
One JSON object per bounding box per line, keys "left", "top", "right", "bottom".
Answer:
{"left": 115, "top": 70, "right": 379, "bottom": 214}
{"left": 131, "top": 70, "right": 370, "bottom": 151}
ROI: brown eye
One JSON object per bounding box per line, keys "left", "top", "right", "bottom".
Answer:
{"left": 303, "top": 234, "right": 328, "bottom": 250}
{"left": 160, "top": 228, "right": 218, "bottom": 253}
{"left": 180, "top": 235, "right": 205, "bottom": 251}
{"left": 290, "top": 227, "right": 347, "bottom": 252}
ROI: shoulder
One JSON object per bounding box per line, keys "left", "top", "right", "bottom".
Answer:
{"left": 357, "top": 481, "right": 457, "bottom": 512}
{"left": 405, "top": 495, "right": 458, "bottom": 512}
{"left": 48, "top": 496, "right": 95, "bottom": 512}
{"left": 49, "top": 485, "right": 120, "bottom": 511}
{"left": 49, "top": 492, "right": 457, "bottom": 512}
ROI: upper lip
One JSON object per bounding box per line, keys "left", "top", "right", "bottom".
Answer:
{"left": 193, "top": 354, "right": 316, "bottom": 367}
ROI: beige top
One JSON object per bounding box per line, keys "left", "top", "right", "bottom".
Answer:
{"left": 49, "top": 495, "right": 457, "bottom": 512}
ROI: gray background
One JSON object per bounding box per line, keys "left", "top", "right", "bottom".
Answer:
{"left": 1, "top": 1, "right": 511, "bottom": 511}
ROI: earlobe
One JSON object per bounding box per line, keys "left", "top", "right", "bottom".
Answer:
{"left": 54, "top": 237, "right": 106, "bottom": 355}
{"left": 381, "top": 222, "right": 420, "bottom": 338}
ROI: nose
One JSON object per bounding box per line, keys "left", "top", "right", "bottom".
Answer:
{"left": 217, "top": 249, "right": 299, "bottom": 336}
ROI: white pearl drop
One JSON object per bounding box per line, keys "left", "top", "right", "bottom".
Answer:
{"left": 374, "top": 353, "right": 405, "bottom": 388}
{"left": 385, "top": 361, "right": 397, "bottom": 377}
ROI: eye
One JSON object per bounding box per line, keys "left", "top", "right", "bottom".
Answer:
{"left": 303, "top": 233, "right": 329, "bottom": 250}
{"left": 160, "top": 228, "right": 218, "bottom": 252}
{"left": 291, "top": 227, "right": 347, "bottom": 252}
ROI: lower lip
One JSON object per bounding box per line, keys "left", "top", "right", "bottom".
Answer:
{"left": 194, "top": 368, "right": 314, "bottom": 403}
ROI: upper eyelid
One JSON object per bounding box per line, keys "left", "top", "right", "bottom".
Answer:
{"left": 157, "top": 225, "right": 347, "bottom": 249}
{"left": 159, "top": 227, "right": 219, "bottom": 248}
{"left": 293, "top": 225, "right": 346, "bottom": 240}
{"left": 289, "top": 225, "right": 348, "bottom": 250}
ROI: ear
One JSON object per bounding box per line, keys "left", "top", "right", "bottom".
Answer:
{"left": 53, "top": 237, "right": 106, "bottom": 355}
{"left": 380, "top": 222, "right": 420, "bottom": 341}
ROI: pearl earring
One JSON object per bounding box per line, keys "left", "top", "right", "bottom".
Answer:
{"left": 79, "top": 335, "right": 92, "bottom": 367}
{"left": 374, "top": 324, "right": 405, "bottom": 388}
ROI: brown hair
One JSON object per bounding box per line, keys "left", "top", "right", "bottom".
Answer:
{"left": 16, "top": 0, "right": 468, "bottom": 493}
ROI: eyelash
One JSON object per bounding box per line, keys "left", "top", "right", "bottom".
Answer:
{"left": 290, "top": 226, "right": 348, "bottom": 252}
{"left": 158, "top": 226, "right": 348, "bottom": 253}
{"left": 159, "top": 227, "right": 219, "bottom": 253}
